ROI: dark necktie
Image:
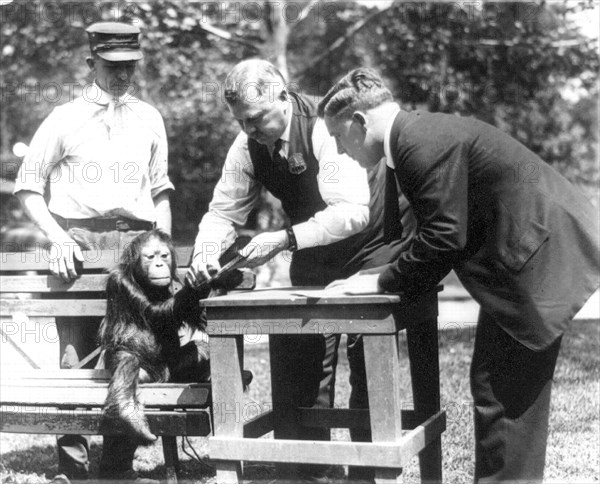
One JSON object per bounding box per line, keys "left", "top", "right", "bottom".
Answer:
{"left": 384, "top": 166, "right": 403, "bottom": 243}
{"left": 271, "top": 139, "right": 287, "bottom": 165}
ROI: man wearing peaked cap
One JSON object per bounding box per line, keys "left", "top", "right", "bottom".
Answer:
{"left": 86, "top": 21, "right": 143, "bottom": 62}
{"left": 14, "top": 21, "right": 172, "bottom": 484}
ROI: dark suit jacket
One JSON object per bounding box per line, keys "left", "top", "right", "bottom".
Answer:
{"left": 379, "top": 110, "right": 599, "bottom": 350}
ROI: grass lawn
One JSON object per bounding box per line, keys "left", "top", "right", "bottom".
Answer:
{"left": 1, "top": 319, "right": 598, "bottom": 483}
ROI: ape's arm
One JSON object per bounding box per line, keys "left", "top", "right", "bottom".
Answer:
{"left": 173, "top": 285, "right": 209, "bottom": 331}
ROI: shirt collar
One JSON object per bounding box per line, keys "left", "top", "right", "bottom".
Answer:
{"left": 384, "top": 104, "right": 401, "bottom": 169}
{"left": 278, "top": 100, "right": 294, "bottom": 149}
{"left": 90, "top": 82, "right": 129, "bottom": 106}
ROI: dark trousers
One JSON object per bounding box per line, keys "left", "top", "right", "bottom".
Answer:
{"left": 266, "top": 248, "right": 346, "bottom": 479}
{"left": 269, "top": 333, "right": 339, "bottom": 479}
{"left": 471, "top": 311, "right": 562, "bottom": 483}
{"left": 55, "top": 227, "right": 146, "bottom": 479}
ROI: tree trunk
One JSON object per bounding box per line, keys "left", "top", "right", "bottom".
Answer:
{"left": 263, "top": 1, "right": 289, "bottom": 79}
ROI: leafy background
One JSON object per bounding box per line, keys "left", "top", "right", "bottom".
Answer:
{"left": 1, "top": 0, "right": 598, "bottom": 245}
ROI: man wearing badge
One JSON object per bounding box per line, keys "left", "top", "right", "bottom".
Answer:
{"left": 187, "top": 59, "right": 418, "bottom": 482}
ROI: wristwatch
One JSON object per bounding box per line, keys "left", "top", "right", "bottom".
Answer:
{"left": 286, "top": 227, "right": 298, "bottom": 252}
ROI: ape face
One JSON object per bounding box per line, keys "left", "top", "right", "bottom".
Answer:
{"left": 139, "top": 236, "right": 173, "bottom": 287}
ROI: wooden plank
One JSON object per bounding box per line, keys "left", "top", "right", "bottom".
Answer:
{"left": 209, "top": 335, "right": 245, "bottom": 484}
{"left": 0, "top": 383, "right": 211, "bottom": 407}
{"left": 0, "top": 299, "right": 106, "bottom": 317}
{"left": 0, "top": 326, "right": 40, "bottom": 368}
{"left": 202, "top": 288, "right": 403, "bottom": 307}
{"left": 297, "top": 408, "right": 422, "bottom": 431}
{"left": 1, "top": 248, "right": 196, "bottom": 272}
{"left": 206, "top": 305, "right": 397, "bottom": 335}
{"left": 162, "top": 436, "right": 180, "bottom": 484}
{"left": 406, "top": 314, "right": 443, "bottom": 484}
{"left": 0, "top": 269, "right": 254, "bottom": 293}
{"left": 363, "top": 334, "right": 404, "bottom": 483}
{"left": 243, "top": 410, "right": 273, "bottom": 438}
{"left": 1, "top": 369, "right": 111, "bottom": 380}
{"left": 0, "top": 274, "right": 108, "bottom": 293}
{"left": 0, "top": 408, "right": 211, "bottom": 436}
{"left": 74, "top": 346, "right": 102, "bottom": 369}
{"left": 396, "top": 411, "right": 446, "bottom": 470}
{"left": 209, "top": 411, "right": 445, "bottom": 467}
{"left": 208, "top": 438, "right": 402, "bottom": 467}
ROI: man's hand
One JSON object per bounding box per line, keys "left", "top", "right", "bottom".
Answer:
{"left": 325, "top": 274, "right": 383, "bottom": 295}
{"left": 238, "top": 230, "right": 288, "bottom": 268}
{"left": 185, "top": 257, "right": 221, "bottom": 290}
{"left": 47, "top": 231, "right": 84, "bottom": 282}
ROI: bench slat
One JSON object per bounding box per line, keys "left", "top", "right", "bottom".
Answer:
{"left": 1, "top": 382, "right": 211, "bottom": 407}
{"left": 0, "top": 408, "right": 211, "bottom": 436}
{"left": 1, "top": 274, "right": 109, "bottom": 293}
{"left": 1, "top": 369, "right": 112, "bottom": 380}
{"left": 1, "top": 247, "right": 196, "bottom": 272}
{"left": 0, "top": 270, "right": 255, "bottom": 293}
{"left": 1, "top": 299, "right": 107, "bottom": 317}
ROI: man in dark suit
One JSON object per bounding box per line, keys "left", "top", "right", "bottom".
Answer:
{"left": 318, "top": 68, "right": 599, "bottom": 482}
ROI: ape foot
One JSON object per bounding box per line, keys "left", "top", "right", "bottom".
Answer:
{"left": 102, "top": 402, "right": 157, "bottom": 445}
{"left": 119, "top": 402, "right": 157, "bottom": 444}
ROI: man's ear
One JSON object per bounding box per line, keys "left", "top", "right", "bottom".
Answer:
{"left": 279, "top": 88, "right": 288, "bottom": 102}
{"left": 352, "top": 111, "right": 368, "bottom": 131}
{"left": 86, "top": 56, "right": 95, "bottom": 70}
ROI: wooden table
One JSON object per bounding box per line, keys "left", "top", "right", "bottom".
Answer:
{"left": 203, "top": 287, "right": 446, "bottom": 484}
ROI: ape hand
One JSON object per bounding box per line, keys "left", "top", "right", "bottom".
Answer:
{"left": 325, "top": 274, "right": 383, "bottom": 295}
{"left": 185, "top": 256, "right": 220, "bottom": 289}
{"left": 238, "top": 230, "right": 288, "bottom": 268}
{"left": 47, "top": 231, "right": 84, "bottom": 282}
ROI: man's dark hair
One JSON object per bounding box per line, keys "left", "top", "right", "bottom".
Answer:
{"left": 317, "top": 68, "right": 393, "bottom": 119}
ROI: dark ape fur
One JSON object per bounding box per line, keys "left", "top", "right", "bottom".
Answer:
{"left": 99, "top": 229, "right": 210, "bottom": 443}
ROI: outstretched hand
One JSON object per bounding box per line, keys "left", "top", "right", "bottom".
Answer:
{"left": 325, "top": 274, "right": 383, "bottom": 295}
{"left": 185, "top": 258, "right": 220, "bottom": 290}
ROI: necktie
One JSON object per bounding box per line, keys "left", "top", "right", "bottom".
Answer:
{"left": 271, "top": 139, "right": 287, "bottom": 165}
{"left": 384, "top": 166, "right": 403, "bottom": 243}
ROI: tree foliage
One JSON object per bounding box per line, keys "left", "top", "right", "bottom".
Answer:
{"left": 1, "top": 0, "right": 598, "bottom": 244}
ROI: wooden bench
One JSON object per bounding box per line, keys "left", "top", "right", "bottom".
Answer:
{"left": 0, "top": 247, "right": 255, "bottom": 484}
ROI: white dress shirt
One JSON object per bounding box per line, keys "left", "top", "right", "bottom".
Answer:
{"left": 14, "top": 83, "right": 174, "bottom": 221}
{"left": 384, "top": 104, "right": 401, "bottom": 169}
{"left": 194, "top": 109, "right": 371, "bottom": 262}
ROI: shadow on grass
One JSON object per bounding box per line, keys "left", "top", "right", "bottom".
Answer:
{"left": 2, "top": 320, "right": 598, "bottom": 483}
{"left": 1, "top": 442, "right": 58, "bottom": 478}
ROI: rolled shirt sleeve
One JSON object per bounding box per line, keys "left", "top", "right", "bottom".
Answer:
{"left": 292, "top": 118, "right": 370, "bottom": 249}
{"left": 193, "top": 132, "right": 261, "bottom": 262}
{"left": 14, "top": 108, "right": 64, "bottom": 196}
{"left": 147, "top": 107, "right": 174, "bottom": 198}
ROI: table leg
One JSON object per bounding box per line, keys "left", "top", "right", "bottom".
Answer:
{"left": 363, "top": 334, "right": 403, "bottom": 484}
{"left": 210, "top": 335, "right": 244, "bottom": 484}
{"left": 406, "top": 317, "right": 443, "bottom": 484}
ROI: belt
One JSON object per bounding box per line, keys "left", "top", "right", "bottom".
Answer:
{"left": 53, "top": 214, "right": 155, "bottom": 232}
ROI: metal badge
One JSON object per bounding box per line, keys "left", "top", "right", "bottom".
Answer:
{"left": 288, "top": 153, "right": 307, "bottom": 174}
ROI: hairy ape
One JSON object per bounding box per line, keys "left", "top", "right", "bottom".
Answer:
{"left": 99, "top": 229, "right": 242, "bottom": 443}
